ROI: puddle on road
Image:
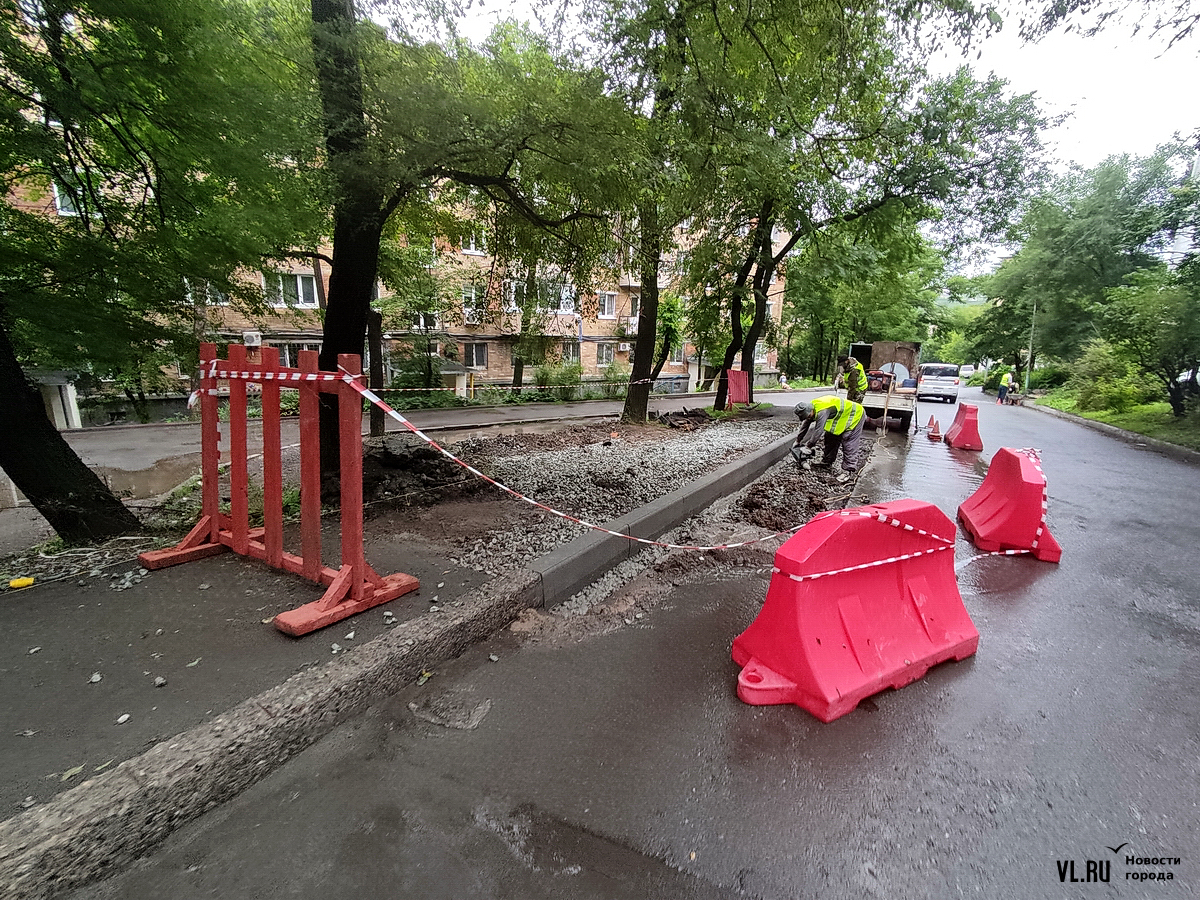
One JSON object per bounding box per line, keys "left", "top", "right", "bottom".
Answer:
{"left": 94, "top": 454, "right": 201, "bottom": 500}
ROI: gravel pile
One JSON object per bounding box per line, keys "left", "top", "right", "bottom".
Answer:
{"left": 444, "top": 417, "right": 797, "bottom": 575}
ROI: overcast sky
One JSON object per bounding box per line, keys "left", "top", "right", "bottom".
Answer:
{"left": 937, "top": 25, "right": 1199, "bottom": 171}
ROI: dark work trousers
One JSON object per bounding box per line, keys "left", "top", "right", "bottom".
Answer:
{"left": 821, "top": 417, "right": 864, "bottom": 472}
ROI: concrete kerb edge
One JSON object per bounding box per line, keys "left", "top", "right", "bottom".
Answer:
{"left": 1022, "top": 401, "right": 1200, "bottom": 466}
{"left": 0, "top": 420, "right": 797, "bottom": 900}
{"left": 0, "top": 569, "right": 542, "bottom": 900}
{"left": 530, "top": 431, "right": 797, "bottom": 606}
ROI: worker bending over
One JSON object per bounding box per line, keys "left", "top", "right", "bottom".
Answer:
{"left": 837, "top": 354, "right": 867, "bottom": 403}
{"left": 792, "top": 396, "right": 865, "bottom": 483}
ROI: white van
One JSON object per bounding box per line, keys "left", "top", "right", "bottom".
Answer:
{"left": 917, "top": 363, "right": 960, "bottom": 403}
{"left": 959, "top": 364, "right": 976, "bottom": 379}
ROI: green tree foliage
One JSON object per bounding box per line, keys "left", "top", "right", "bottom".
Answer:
{"left": 783, "top": 217, "right": 947, "bottom": 380}
{"left": 0, "top": 0, "right": 321, "bottom": 541}
{"left": 971, "top": 141, "right": 1199, "bottom": 409}
{"left": 1102, "top": 268, "right": 1200, "bottom": 415}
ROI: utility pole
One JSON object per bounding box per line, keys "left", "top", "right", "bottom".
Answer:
{"left": 1025, "top": 297, "right": 1036, "bottom": 395}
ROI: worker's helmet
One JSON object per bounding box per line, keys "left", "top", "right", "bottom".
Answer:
{"left": 794, "top": 401, "right": 814, "bottom": 420}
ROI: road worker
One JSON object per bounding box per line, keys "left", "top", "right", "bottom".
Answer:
{"left": 836, "top": 354, "right": 868, "bottom": 404}
{"left": 792, "top": 396, "right": 866, "bottom": 483}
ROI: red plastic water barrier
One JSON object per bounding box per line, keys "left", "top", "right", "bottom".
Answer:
{"left": 727, "top": 369, "right": 750, "bottom": 407}
{"left": 731, "top": 500, "right": 979, "bottom": 722}
{"left": 943, "top": 403, "right": 983, "bottom": 451}
{"left": 138, "top": 343, "right": 419, "bottom": 636}
{"left": 957, "top": 448, "right": 1062, "bottom": 563}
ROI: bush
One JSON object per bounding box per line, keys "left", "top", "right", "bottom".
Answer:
{"left": 1028, "top": 363, "right": 1071, "bottom": 391}
{"left": 1068, "top": 340, "right": 1159, "bottom": 413}
{"left": 534, "top": 362, "right": 582, "bottom": 401}
{"left": 601, "top": 363, "right": 631, "bottom": 398}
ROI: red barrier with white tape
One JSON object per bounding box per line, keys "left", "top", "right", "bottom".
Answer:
{"left": 732, "top": 499, "right": 979, "bottom": 722}
{"left": 957, "top": 447, "right": 1061, "bottom": 563}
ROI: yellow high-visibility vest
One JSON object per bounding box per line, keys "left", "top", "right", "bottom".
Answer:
{"left": 812, "top": 395, "right": 864, "bottom": 435}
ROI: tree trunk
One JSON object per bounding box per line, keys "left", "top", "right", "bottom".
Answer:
{"left": 738, "top": 250, "right": 774, "bottom": 405}
{"left": 0, "top": 316, "right": 140, "bottom": 543}
{"left": 310, "top": 0, "right": 384, "bottom": 476}
{"left": 621, "top": 198, "right": 662, "bottom": 424}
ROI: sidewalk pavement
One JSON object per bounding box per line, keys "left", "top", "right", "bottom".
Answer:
{"left": 0, "top": 407, "right": 798, "bottom": 900}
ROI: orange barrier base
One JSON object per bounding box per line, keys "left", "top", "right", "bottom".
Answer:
{"left": 732, "top": 499, "right": 978, "bottom": 722}
{"left": 273, "top": 569, "right": 420, "bottom": 636}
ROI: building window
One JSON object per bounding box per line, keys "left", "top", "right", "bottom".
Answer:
{"left": 599, "top": 292, "right": 617, "bottom": 319}
{"left": 561, "top": 341, "right": 580, "bottom": 363}
{"left": 629, "top": 294, "right": 640, "bottom": 320}
{"left": 504, "top": 280, "right": 525, "bottom": 312}
{"left": 597, "top": 342, "right": 615, "bottom": 366}
{"left": 462, "top": 230, "right": 486, "bottom": 255}
{"left": 272, "top": 342, "right": 322, "bottom": 368}
{"left": 557, "top": 285, "right": 576, "bottom": 314}
{"left": 411, "top": 312, "right": 440, "bottom": 330}
{"left": 463, "top": 342, "right": 488, "bottom": 368}
{"left": 52, "top": 180, "right": 80, "bottom": 216}
{"left": 265, "top": 272, "right": 318, "bottom": 309}
{"left": 462, "top": 283, "right": 484, "bottom": 324}
{"left": 670, "top": 344, "right": 685, "bottom": 364}
{"left": 186, "top": 279, "right": 229, "bottom": 306}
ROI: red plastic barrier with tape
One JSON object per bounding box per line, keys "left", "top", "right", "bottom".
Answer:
{"left": 958, "top": 448, "right": 1062, "bottom": 562}
{"left": 731, "top": 500, "right": 979, "bottom": 722}
{"left": 943, "top": 403, "right": 983, "bottom": 450}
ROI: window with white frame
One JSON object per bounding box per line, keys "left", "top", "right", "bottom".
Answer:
{"left": 271, "top": 342, "right": 322, "bottom": 368}
{"left": 561, "top": 341, "right": 580, "bottom": 363}
{"left": 557, "top": 284, "right": 576, "bottom": 314}
{"left": 463, "top": 342, "right": 488, "bottom": 368}
{"left": 462, "top": 283, "right": 483, "bottom": 324}
{"left": 596, "top": 342, "right": 615, "bottom": 366}
{"left": 669, "top": 344, "right": 685, "bottom": 364}
{"left": 462, "top": 230, "right": 486, "bottom": 255}
{"left": 599, "top": 291, "right": 617, "bottom": 319}
{"left": 185, "top": 278, "right": 229, "bottom": 306}
{"left": 504, "top": 280, "right": 524, "bottom": 313}
{"left": 265, "top": 272, "right": 318, "bottom": 308}
{"left": 411, "top": 311, "right": 440, "bottom": 330}
{"left": 52, "top": 180, "right": 80, "bottom": 216}
{"left": 629, "top": 294, "right": 640, "bottom": 320}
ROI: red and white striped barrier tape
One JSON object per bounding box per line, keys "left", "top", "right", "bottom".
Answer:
{"left": 771, "top": 544, "right": 954, "bottom": 584}
{"left": 807, "top": 508, "right": 955, "bottom": 545}
{"left": 185, "top": 364, "right": 1049, "bottom": 566}
{"left": 1018, "top": 447, "right": 1050, "bottom": 554}
{"left": 344, "top": 377, "right": 800, "bottom": 551}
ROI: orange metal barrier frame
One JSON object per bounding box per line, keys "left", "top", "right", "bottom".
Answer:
{"left": 138, "top": 343, "right": 419, "bottom": 636}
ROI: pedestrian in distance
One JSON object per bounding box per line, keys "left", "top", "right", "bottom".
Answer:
{"left": 779, "top": 373, "right": 789, "bottom": 390}
{"left": 837, "top": 354, "right": 867, "bottom": 404}
{"left": 997, "top": 369, "right": 1013, "bottom": 405}
{"left": 791, "top": 395, "right": 866, "bottom": 483}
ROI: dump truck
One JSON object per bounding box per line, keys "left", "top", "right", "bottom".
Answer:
{"left": 845, "top": 341, "right": 920, "bottom": 431}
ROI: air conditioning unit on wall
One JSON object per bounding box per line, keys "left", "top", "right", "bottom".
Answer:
{"left": 618, "top": 342, "right": 630, "bottom": 352}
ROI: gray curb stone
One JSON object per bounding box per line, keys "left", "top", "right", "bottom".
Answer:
{"left": 0, "top": 426, "right": 797, "bottom": 900}
{"left": 1022, "top": 400, "right": 1200, "bottom": 466}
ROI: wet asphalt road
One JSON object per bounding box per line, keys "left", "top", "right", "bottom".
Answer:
{"left": 67, "top": 395, "right": 1200, "bottom": 900}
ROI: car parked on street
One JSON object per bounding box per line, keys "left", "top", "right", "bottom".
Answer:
{"left": 917, "top": 362, "right": 961, "bottom": 403}
{"left": 959, "top": 364, "right": 976, "bottom": 379}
